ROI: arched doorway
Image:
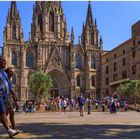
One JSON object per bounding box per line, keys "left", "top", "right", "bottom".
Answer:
{"left": 47, "top": 69, "right": 70, "bottom": 98}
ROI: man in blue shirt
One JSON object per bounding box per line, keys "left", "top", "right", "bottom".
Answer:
{"left": 78, "top": 93, "right": 85, "bottom": 116}
{"left": 0, "top": 57, "right": 19, "bottom": 138}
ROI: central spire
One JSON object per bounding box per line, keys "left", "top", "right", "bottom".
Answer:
{"left": 10, "top": 1, "right": 17, "bottom": 19}
{"left": 86, "top": 1, "right": 93, "bottom": 27}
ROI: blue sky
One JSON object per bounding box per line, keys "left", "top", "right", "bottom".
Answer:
{"left": 1, "top": 1, "right": 140, "bottom": 50}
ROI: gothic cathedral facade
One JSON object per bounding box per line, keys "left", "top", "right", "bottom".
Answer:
{"left": 2, "top": 1, "right": 103, "bottom": 101}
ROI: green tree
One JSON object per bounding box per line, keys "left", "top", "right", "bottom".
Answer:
{"left": 28, "top": 71, "right": 52, "bottom": 108}
{"left": 117, "top": 80, "right": 140, "bottom": 104}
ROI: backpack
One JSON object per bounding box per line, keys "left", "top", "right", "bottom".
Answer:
{"left": 61, "top": 100, "right": 66, "bottom": 107}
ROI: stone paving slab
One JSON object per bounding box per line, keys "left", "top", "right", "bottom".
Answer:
{"left": 0, "top": 111, "right": 140, "bottom": 139}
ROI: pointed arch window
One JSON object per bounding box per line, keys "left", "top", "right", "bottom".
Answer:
{"left": 12, "top": 73, "right": 16, "bottom": 85}
{"left": 49, "top": 12, "right": 54, "bottom": 32}
{"left": 91, "top": 75, "right": 95, "bottom": 87}
{"left": 12, "top": 50, "right": 17, "bottom": 66}
{"left": 91, "top": 54, "right": 96, "bottom": 69}
{"left": 38, "top": 14, "right": 43, "bottom": 33}
{"left": 26, "top": 50, "right": 34, "bottom": 67}
{"left": 12, "top": 25, "right": 16, "bottom": 39}
{"left": 76, "top": 53, "right": 82, "bottom": 69}
{"left": 77, "top": 75, "right": 81, "bottom": 87}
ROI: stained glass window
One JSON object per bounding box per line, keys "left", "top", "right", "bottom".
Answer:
{"left": 26, "top": 50, "right": 34, "bottom": 67}
{"left": 76, "top": 53, "right": 82, "bottom": 69}
{"left": 49, "top": 12, "right": 54, "bottom": 32}
{"left": 91, "top": 54, "right": 96, "bottom": 69}
{"left": 12, "top": 50, "right": 17, "bottom": 66}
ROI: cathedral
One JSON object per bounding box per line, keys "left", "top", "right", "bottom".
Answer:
{"left": 2, "top": 1, "right": 103, "bottom": 101}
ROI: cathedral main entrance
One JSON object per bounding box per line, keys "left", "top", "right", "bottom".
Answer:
{"left": 47, "top": 69, "right": 70, "bottom": 98}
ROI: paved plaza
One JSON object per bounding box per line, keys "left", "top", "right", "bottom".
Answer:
{"left": 0, "top": 111, "right": 140, "bottom": 139}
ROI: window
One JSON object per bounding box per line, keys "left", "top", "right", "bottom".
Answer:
{"left": 122, "top": 58, "right": 126, "bottom": 66}
{"left": 26, "top": 50, "right": 34, "bottom": 67}
{"left": 91, "top": 75, "right": 95, "bottom": 87}
{"left": 113, "top": 74, "right": 117, "bottom": 81}
{"left": 133, "top": 39, "right": 136, "bottom": 46}
{"left": 106, "top": 77, "right": 109, "bottom": 85}
{"left": 49, "top": 12, "right": 54, "bottom": 32}
{"left": 77, "top": 75, "right": 80, "bottom": 87}
{"left": 123, "top": 50, "right": 125, "bottom": 54}
{"left": 12, "top": 25, "right": 16, "bottom": 39}
{"left": 114, "top": 54, "right": 117, "bottom": 59}
{"left": 106, "top": 58, "right": 108, "bottom": 62}
{"left": 91, "top": 55, "right": 96, "bottom": 69}
{"left": 38, "top": 14, "right": 43, "bottom": 33}
{"left": 106, "top": 66, "right": 109, "bottom": 74}
{"left": 114, "top": 63, "right": 117, "bottom": 71}
{"left": 122, "top": 71, "right": 127, "bottom": 79}
{"left": 76, "top": 53, "right": 82, "bottom": 69}
{"left": 12, "top": 50, "right": 17, "bottom": 66}
{"left": 132, "top": 50, "right": 136, "bottom": 58}
{"left": 132, "top": 65, "right": 136, "bottom": 74}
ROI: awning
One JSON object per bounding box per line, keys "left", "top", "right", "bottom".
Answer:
{"left": 109, "top": 78, "right": 130, "bottom": 86}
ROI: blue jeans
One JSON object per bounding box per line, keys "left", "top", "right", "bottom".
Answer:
{"left": 0, "top": 96, "right": 6, "bottom": 115}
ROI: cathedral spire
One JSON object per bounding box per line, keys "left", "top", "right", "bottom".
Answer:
{"left": 10, "top": 1, "right": 18, "bottom": 20}
{"left": 99, "top": 35, "right": 103, "bottom": 49}
{"left": 71, "top": 27, "right": 74, "bottom": 43}
{"left": 86, "top": 1, "right": 93, "bottom": 27}
{"left": 4, "top": 1, "right": 23, "bottom": 43}
{"left": 95, "top": 18, "right": 97, "bottom": 27}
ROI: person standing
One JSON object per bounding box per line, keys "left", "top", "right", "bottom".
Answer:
{"left": 78, "top": 93, "right": 85, "bottom": 116}
{"left": 0, "top": 57, "right": 19, "bottom": 138}
{"left": 109, "top": 97, "right": 116, "bottom": 114}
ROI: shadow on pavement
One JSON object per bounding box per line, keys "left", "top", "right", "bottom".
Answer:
{"left": 0, "top": 123, "right": 140, "bottom": 139}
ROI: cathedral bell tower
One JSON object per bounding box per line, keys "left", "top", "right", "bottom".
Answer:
{"left": 4, "top": 1, "right": 24, "bottom": 44}
{"left": 3, "top": 1, "right": 24, "bottom": 67}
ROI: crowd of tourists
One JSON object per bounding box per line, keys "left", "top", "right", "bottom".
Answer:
{"left": 45, "top": 94, "right": 129, "bottom": 115}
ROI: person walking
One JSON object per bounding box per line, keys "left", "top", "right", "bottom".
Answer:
{"left": 87, "top": 97, "right": 92, "bottom": 114}
{"left": 61, "top": 98, "right": 67, "bottom": 114}
{"left": 5, "top": 67, "right": 19, "bottom": 132}
{"left": 0, "top": 57, "right": 19, "bottom": 138}
{"left": 78, "top": 93, "right": 85, "bottom": 116}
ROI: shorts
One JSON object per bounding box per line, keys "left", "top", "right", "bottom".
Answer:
{"left": 0, "top": 96, "right": 6, "bottom": 115}
{"left": 79, "top": 105, "right": 84, "bottom": 110}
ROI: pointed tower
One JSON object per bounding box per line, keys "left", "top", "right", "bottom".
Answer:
{"left": 86, "top": 1, "right": 93, "bottom": 27}
{"left": 4, "top": 1, "right": 23, "bottom": 43}
{"left": 81, "top": 1, "right": 98, "bottom": 48}
{"left": 80, "top": 1, "right": 103, "bottom": 98}
{"left": 3, "top": 1, "right": 24, "bottom": 67}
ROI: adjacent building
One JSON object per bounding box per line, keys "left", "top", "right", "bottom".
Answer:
{"left": 101, "top": 20, "right": 140, "bottom": 97}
